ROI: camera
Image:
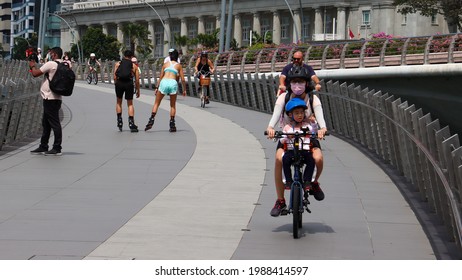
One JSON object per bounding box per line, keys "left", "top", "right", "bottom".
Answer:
{"left": 25, "top": 47, "right": 39, "bottom": 63}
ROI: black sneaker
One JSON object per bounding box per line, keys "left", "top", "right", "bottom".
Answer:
{"left": 145, "top": 117, "right": 155, "bottom": 131}
{"left": 169, "top": 120, "right": 176, "bottom": 132}
{"left": 30, "top": 146, "right": 48, "bottom": 155}
{"left": 117, "top": 118, "right": 123, "bottom": 131}
{"left": 270, "top": 199, "right": 287, "bottom": 217}
{"left": 44, "top": 149, "right": 62, "bottom": 156}
{"left": 310, "top": 181, "right": 325, "bottom": 201}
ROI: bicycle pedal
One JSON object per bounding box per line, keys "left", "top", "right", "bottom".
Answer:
{"left": 305, "top": 207, "right": 311, "bottom": 213}
{"left": 280, "top": 209, "right": 288, "bottom": 216}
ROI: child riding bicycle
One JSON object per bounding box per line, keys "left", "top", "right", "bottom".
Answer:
{"left": 280, "top": 98, "right": 323, "bottom": 201}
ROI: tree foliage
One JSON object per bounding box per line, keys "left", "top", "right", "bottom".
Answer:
{"left": 12, "top": 34, "right": 38, "bottom": 60}
{"left": 393, "top": 0, "right": 462, "bottom": 30}
{"left": 120, "top": 22, "right": 151, "bottom": 54}
{"left": 72, "top": 27, "right": 121, "bottom": 61}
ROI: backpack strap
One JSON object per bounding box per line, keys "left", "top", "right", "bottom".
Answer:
{"left": 45, "top": 61, "right": 59, "bottom": 82}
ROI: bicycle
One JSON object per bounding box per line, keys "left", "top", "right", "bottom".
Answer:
{"left": 86, "top": 68, "right": 98, "bottom": 85}
{"left": 265, "top": 128, "right": 324, "bottom": 239}
{"left": 197, "top": 70, "right": 211, "bottom": 108}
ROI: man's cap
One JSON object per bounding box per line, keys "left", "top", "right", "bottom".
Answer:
{"left": 168, "top": 48, "right": 175, "bottom": 53}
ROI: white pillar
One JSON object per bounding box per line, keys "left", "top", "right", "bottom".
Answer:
{"left": 293, "top": 9, "right": 301, "bottom": 43}
{"left": 117, "top": 22, "right": 124, "bottom": 45}
{"left": 198, "top": 16, "right": 205, "bottom": 35}
{"left": 314, "top": 7, "right": 323, "bottom": 36}
{"left": 148, "top": 20, "right": 155, "bottom": 54}
{"left": 234, "top": 13, "right": 242, "bottom": 48}
{"left": 253, "top": 12, "right": 261, "bottom": 35}
{"left": 164, "top": 19, "right": 170, "bottom": 55}
{"left": 181, "top": 18, "right": 188, "bottom": 37}
{"left": 337, "top": 6, "right": 346, "bottom": 40}
{"left": 102, "top": 23, "right": 108, "bottom": 35}
{"left": 216, "top": 15, "right": 221, "bottom": 32}
{"left": 272, "top": 10, "right": 281, "bottom": 45}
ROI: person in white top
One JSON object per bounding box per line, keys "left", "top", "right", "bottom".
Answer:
{"left": 266, "top": 65, "right": 328, "bottom": 217}
{"left": 164, "top": 48, "right": 181, "bottom": 64}
{"left": 28, "top": 47, "right": 64, "bottom": 156}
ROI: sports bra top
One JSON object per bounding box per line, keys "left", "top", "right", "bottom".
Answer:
{"left": 164, "top": 61, "right": 178, "bottom": 75}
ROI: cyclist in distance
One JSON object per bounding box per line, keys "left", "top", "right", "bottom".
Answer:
{"left": 88, "top": 53, "right": 101, "bottom": 74}
{"left": 266, "top": 66, "right": 328, "bottom": 217}
{"left": 194, "top": 51, "right": 214, "bottom": 104}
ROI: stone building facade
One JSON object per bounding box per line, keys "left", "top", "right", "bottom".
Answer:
{"left": 58, "top": 0, "right": 452, "bottom": 57}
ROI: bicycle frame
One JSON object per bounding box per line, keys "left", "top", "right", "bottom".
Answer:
{"left": 266, "top": 128, "right": 317, "bottom": 239}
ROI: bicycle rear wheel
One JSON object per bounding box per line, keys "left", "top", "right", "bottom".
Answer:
{"left": 93, "top": 73, "right": 98, "bottom": 85}
{"left": 292, "top": 183, "right": 303, "bottom": 239}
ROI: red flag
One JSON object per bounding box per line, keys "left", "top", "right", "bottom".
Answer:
{"left": 349, "top": 28, "right": 355, "bottom": 39}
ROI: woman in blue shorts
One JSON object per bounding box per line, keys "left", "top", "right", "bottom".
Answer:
{"left": 145, "top": 49, "right": 187, "bottom": 132}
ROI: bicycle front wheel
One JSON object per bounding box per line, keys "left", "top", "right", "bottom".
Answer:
{"left": 86, "top": 74, "right": 92, "bottom": 84}
{"left": 200, "top": 87, "right": 206, "bottom": 108}
{"left": 292, "top": 183, "right": 303, "bottom": 239}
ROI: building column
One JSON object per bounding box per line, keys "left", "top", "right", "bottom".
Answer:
{"left": 164, "top": 19, "right": 170, "bottom": 55}
{"left": 314, "top": 7, "right": 323, "bottom": 37}
{"left": 272, "top": 10, "right": 281, "bottom": 45}
{"left": 337, "top": 6, "right": 346, "bottom": 40}
{"left": 102, "top": 23, "right": 108, "bottom": 35}
{"left": 216, "top": 15, "right": 221, "bottom": 33}
{"left": 148, "top": 20, "right": 155, "bottom": 54}
{"left": 117, "top": 22, "right": 124, "bottom": 45}
{"left": 293, "top": 9, "right": 301, "bottom": 43}
{"left": 253, "top": 11, "right": 261, "bottom": 36}
{"left": 181, "top": 18, "right": 188, "bottom": 37}
{"left": 198, "top": 16, "right": 205, "bottom": 35}
{"left": 233, "top": 13, "right": 242, "bottom": 48}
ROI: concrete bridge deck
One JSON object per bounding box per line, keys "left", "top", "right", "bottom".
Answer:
{"left": 0, "top": 82, "right": 454, "bottom": 260}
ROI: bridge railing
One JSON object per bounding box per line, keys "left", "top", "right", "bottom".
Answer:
{"left": 0, "top": 59, "right": 42, "bottom": 152}
{"left": 180, "top": 70, "right": 462, "bottom": 256}
{"left": 70, "top": 33, "right": 462, "bottom": 85}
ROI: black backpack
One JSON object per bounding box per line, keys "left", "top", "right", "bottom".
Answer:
{"left": 116, "top": 59, "right": 133, "bottom": 81}
{"left": 46, "top": 61, "right": 75, "bottom": 96}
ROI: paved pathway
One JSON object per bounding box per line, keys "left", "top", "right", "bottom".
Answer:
{"left": 0, "top": 82, "right": 445, "bottom": 259}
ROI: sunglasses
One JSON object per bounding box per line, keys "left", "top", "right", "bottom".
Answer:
{"left": 292, "top": 57, "right": 302, "bottom": 61}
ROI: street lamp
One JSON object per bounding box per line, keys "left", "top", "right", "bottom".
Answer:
{"left": 49, "top": 13, "right": 82, "bottom": 64}
{"left": 142, "top": 0, "right": 170, "bottom": 49}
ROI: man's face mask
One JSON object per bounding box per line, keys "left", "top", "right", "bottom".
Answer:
{"left": 290, "top": 82, "right": 305, "bottom": 95}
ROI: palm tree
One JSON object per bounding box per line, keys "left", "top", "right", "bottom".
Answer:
{"left": 121, "top": 23, "right": 152, "bottom": 53}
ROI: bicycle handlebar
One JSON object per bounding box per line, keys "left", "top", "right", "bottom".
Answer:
{"left": 264, "top": 129, "right": 329, "bottom": 139}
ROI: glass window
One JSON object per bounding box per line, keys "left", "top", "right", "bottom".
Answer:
{"left": 242, "top": 18, "right": 250, "bottom": 43}
{"left": 362, "top": 10, "right": 370, "bottom": 26}
{"left": 281, "top": 16, "right": 290, "bottom": 39}
{"left": 188, "top": 23, "right": 197, "bottom": 38}
{"left": 431, "top": 14, "right": 438, "bottom": 25}
{"left": 402, "top": 14, "right": 407, "bottom": 25}
{"left": 205, "top": 21, "right": 214, "bottom": 34}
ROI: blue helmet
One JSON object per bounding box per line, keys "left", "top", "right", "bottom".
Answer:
{"left": 285, "top": 98, "right": 308, "bottom": 114}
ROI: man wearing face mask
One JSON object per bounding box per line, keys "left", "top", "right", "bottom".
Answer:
{"left": 278, "top": 51, "right": 321, "bottom": 96}
{"left": 266, "top": 66, "right": 328, "bottom": 217}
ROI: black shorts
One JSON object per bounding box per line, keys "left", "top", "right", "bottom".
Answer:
{"left": 115, "top": 80, "right": 134, "bottom": 100}
{"left": 276, "top": 139, "right": 322, "bottom": 150}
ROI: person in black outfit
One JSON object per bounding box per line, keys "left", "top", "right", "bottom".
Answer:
{"left": 29, "top": 47, "right": 64, "bottom": 156}
{"left": 194, "top": 51, "right": 214, "bottom": 103}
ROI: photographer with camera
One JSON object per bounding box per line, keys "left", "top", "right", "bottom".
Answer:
{"left": 29, "top": 47, "right": 65, "bottom": 156}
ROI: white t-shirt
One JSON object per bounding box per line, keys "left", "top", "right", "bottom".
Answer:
{"left": 39, "top": 60, "right": 63, "bottom": 100}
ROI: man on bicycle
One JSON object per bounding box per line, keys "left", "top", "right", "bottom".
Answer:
{"left": 88, "top": 53, "right": 101, "bottom": 73}
{"left": 194, "top": 51, "right": 214, "bottom": 104}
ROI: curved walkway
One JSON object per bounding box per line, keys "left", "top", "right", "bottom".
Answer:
{"left": 0, "top": 82, "right": 439, "bottom": 259}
